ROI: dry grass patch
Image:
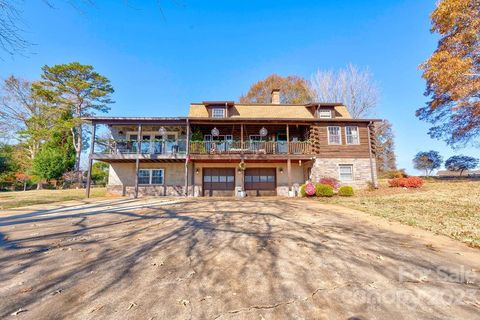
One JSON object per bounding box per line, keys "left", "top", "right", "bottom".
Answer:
{"left": 0, "top": 188, "right": 107, "bottom": 210}
{"left": 324, "top": 179, "right": 480, "bottom": 247}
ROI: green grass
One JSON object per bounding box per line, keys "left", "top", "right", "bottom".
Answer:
{"left": 0, "top": 188, "right": 107, "bottom": 210}
{"left": 323, "top": 179, "right": 480, "bottom": 248}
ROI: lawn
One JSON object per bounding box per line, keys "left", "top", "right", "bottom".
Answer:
{"left": 324, "top": 179, "right": 480, "bottom": 248}
{"left": 0, "top": 188, "right": 107, "bottom": 210}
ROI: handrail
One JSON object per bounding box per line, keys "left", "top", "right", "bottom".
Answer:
{"left": 94, "top": 139, "right": 312, "bottom": 155}
{"left": 188, "top": 140, "right": 312, "bottom": 155}
{"left": 95, "top": 138, "right": 187, "bottom": 155}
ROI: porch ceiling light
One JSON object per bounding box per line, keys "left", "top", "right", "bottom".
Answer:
{"left": 211, "top": 127, "right": 220, "bottom": 137}
{"left": 259, "top": 127, "right": 268, "bottom": 137}
{"left": 158, "top": 126, "right": 167, "bottom": 135}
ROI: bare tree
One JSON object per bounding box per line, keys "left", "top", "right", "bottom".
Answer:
{"left": 0, "top": 75, "right": 45, "bottom": 159}
{"left": 310, "top": 65, "right": 397, "bottom": 173}
{"left": 0, "top": 0, "right": 29, "bottom": 56}
{"left": 310, "top": 64, "right": 379, "bottom": 118}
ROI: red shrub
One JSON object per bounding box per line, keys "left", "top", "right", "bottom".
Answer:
{"left": 305, "top": 182, "right": 316, "bottom": 196}
{"left": 405, "top": 176, "right": 424, "bottom": 188}
{"left": 388, "top": 177, "right": 424, "bottom": 188}
{"left": 319, "top": 177, "right": 340, "bottom": 189}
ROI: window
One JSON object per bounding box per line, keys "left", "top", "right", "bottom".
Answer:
{"left": 339, "top": 165, "right": 353, "bottom": 181}
{"left": 328, "top": 126, "right": 341, "bottom": 145}
{"left": 317, "top": 109, "right": 332, "bottom": 118}
{"left": 345, "top": 126, "right": 359, "bottom": 144}
{"left": 138, "top": 169, "right": 164, "bottom": 185}
{"left": 138, "top": 170, "right": 150, "bottom": 185}
{"left": 211, "top": 108, "right": 225, "bottom": 118}
{"left": 151, "top": 169, "right": 164, "bottom": 184}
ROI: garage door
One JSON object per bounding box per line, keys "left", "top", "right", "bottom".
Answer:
{"left": 244, "top": 168, "right": 276, "bottom": 196}
{"left": 203, "top": 168, "right": 235, "bottom": 197}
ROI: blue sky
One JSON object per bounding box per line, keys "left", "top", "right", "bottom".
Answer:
{"left": 1, "top": 0, "right": 478, "bottom": 173}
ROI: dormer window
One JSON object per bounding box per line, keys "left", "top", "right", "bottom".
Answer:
{"left": 317, "top": 109, "right": 332, "bottom": 119}
{"left": 211, "top": 107, "right": 226, "bottom": 118}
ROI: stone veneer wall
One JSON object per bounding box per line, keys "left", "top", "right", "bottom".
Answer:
{"left": 309, "top": 158, "right": 377, "bottom": 187}
{"left": 107, "top": 185, "right": 192, "bottom": 197}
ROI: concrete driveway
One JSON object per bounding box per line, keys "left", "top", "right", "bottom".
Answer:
{"left": 0, "top": 198, "right": 479, "bottom": 319}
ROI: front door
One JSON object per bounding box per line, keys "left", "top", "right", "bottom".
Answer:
{"left": 244, "top": 168, "right": 276, "bottom": 196}
{"left": 203, "top": 168, "right": 236, "bottom": 197}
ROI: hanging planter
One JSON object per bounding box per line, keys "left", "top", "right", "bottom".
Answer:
{"left": 238, "top": 162, "right": 246, "bottom": 171}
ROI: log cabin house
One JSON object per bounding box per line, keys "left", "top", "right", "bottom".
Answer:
{"left": 84, "top": 89, "right": 379, "bottom": 197}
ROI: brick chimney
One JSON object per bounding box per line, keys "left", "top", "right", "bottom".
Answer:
{"left": 271, "top": 89, "right": 280, "bottom": 104}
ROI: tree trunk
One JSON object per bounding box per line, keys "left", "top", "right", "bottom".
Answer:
{"left": 73, "top": 124, "right": 83, "bottom": 186}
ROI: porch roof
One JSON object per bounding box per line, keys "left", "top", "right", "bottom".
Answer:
{"left": 82, "top": 117, "right": 187, "bottom": 125}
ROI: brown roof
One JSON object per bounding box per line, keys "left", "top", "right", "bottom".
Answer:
{"left": 188, "top": 103, "right": 352, "bottom": 119}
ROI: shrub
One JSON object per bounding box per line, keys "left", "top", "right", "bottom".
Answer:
{"left": 338, "top": 186, "right": 354, "bottom": 196}
{"left": 382, "top": 169, "right": 408, "bottom": 179}
{"left": 319, "top": 177, "right": 340, "bottom": 189}
{"left": 388, "top": 176, "right": 424, "bottom": 188}
{"left": 315, "top": 183, "right": 334, "bottom": 197}
{"left": 299, "top": 184, "right": 306, "bottom": 197}
{"left": 305, "top": 182, "right": 316, "bottom": 196}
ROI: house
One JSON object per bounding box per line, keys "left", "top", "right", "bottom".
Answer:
{"left": 84, "top": 89, "right": 379, "bottom": 197}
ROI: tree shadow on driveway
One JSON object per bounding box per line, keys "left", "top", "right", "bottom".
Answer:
{"left": 0, "top": 198, "right": 479, "bottom": 319}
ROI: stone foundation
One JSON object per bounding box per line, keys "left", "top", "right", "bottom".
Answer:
{"left": 107, "top": 185, "right": 192, "bottom": 197}
{"left": 309, "top": 158, "right": 377, "bottom": 188}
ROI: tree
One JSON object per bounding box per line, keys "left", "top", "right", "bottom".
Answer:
{"left": 239, "top": 74, "right": 313, "bottom": 104}
{"left": 0, "top": 0, "right": 29, "bottom": 56}
{"left": 310, "top": 64, "right": 379, "bottom": 118}
{"left": 0, "top": 143, "right": 18, "bottom": 189}
{"left": 32, "top": 62, "right": 114, "bottom": 182}
{"left": 374, "top": 120, "right": 397, "bottom": 174}
{"left": 417, "top": 0, "right": 480, "bottom": 146}
{"left": 445, "top": 155, "right": 479, "bottom": 176}
{"left": 90, "top": 162, "right": 109, "bottom": 185}
{"left": 32, "top": 147, "right": 71, "bottom": 183}
{"left": 0, "top": 75, "right": 48, "bottom": 159}
{"left": 413, "top": 150, "right": 443, "bottom": 176}
{"left": 310, "top": 65, "right": 394, "bottom": 173}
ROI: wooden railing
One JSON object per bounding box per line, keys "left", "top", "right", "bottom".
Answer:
{"left": 189, "top": 141, "right": 312, "bottom": 155}
{"left": 95, "top": 139, "right": 187, "bottom": 155}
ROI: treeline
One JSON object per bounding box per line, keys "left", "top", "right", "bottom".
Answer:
{"left": 0, "top": 62, "right": 114, "bottom": 191}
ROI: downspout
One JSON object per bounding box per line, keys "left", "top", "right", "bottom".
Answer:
{"left": 367, "top": 121, "right": 377, "bottom": 188}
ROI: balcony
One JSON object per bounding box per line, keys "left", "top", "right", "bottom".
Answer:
{"left": 93, "top": 139, "right": 187, "bottom": 161}
{"left": 189, "top": 140, "right": 312, "bottom": 157}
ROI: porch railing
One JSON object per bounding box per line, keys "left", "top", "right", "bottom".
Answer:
{"left": 189, "top": 141, "right": 312, "bottom": 155}
{"left": 95, "top": 139, "right": 187, "bottom": 155}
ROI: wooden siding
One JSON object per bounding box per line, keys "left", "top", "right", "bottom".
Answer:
{"left": 309, "top": 122, "right": 373, "bottom": 158}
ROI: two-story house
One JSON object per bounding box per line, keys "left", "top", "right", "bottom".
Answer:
{"left": 84, "top": 89, "right": 378, "bottom": 198}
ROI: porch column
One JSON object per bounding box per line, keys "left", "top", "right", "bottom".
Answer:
{"left": 134, "top": 124, "right": 142, "bottom": 198}
{"left": 240, "top": 123, "right": 244, "bottom": 192}
{"left": 192, "top": 161, "right": 196, "bottom": 197}
{"left": 240, "top": 123, "right": 244, "bottom": 150}
{"left": 85, "top": 122, "right": 97, "bottom": 198}
{"left": 286, "top": 124, "right": 290, "bottom": 154}
{"left": 286, "top": 124, "right": 292, "bottom": 193}
{"left": 184, "top": 120, "right": 190, "bottom": 196}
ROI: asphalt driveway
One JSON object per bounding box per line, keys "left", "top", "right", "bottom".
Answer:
{"left": 0, "top": 198, "right": 479, "bottom": 319}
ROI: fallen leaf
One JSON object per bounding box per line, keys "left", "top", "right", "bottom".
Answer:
{"left": 127, "top": 302, "right": 138, "bottom": 310}
{"left": 178, "top": 299, "right": 190, "bottom": 306}
{"left": 11, "top": 308, "right": 27, "bottom": 316}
